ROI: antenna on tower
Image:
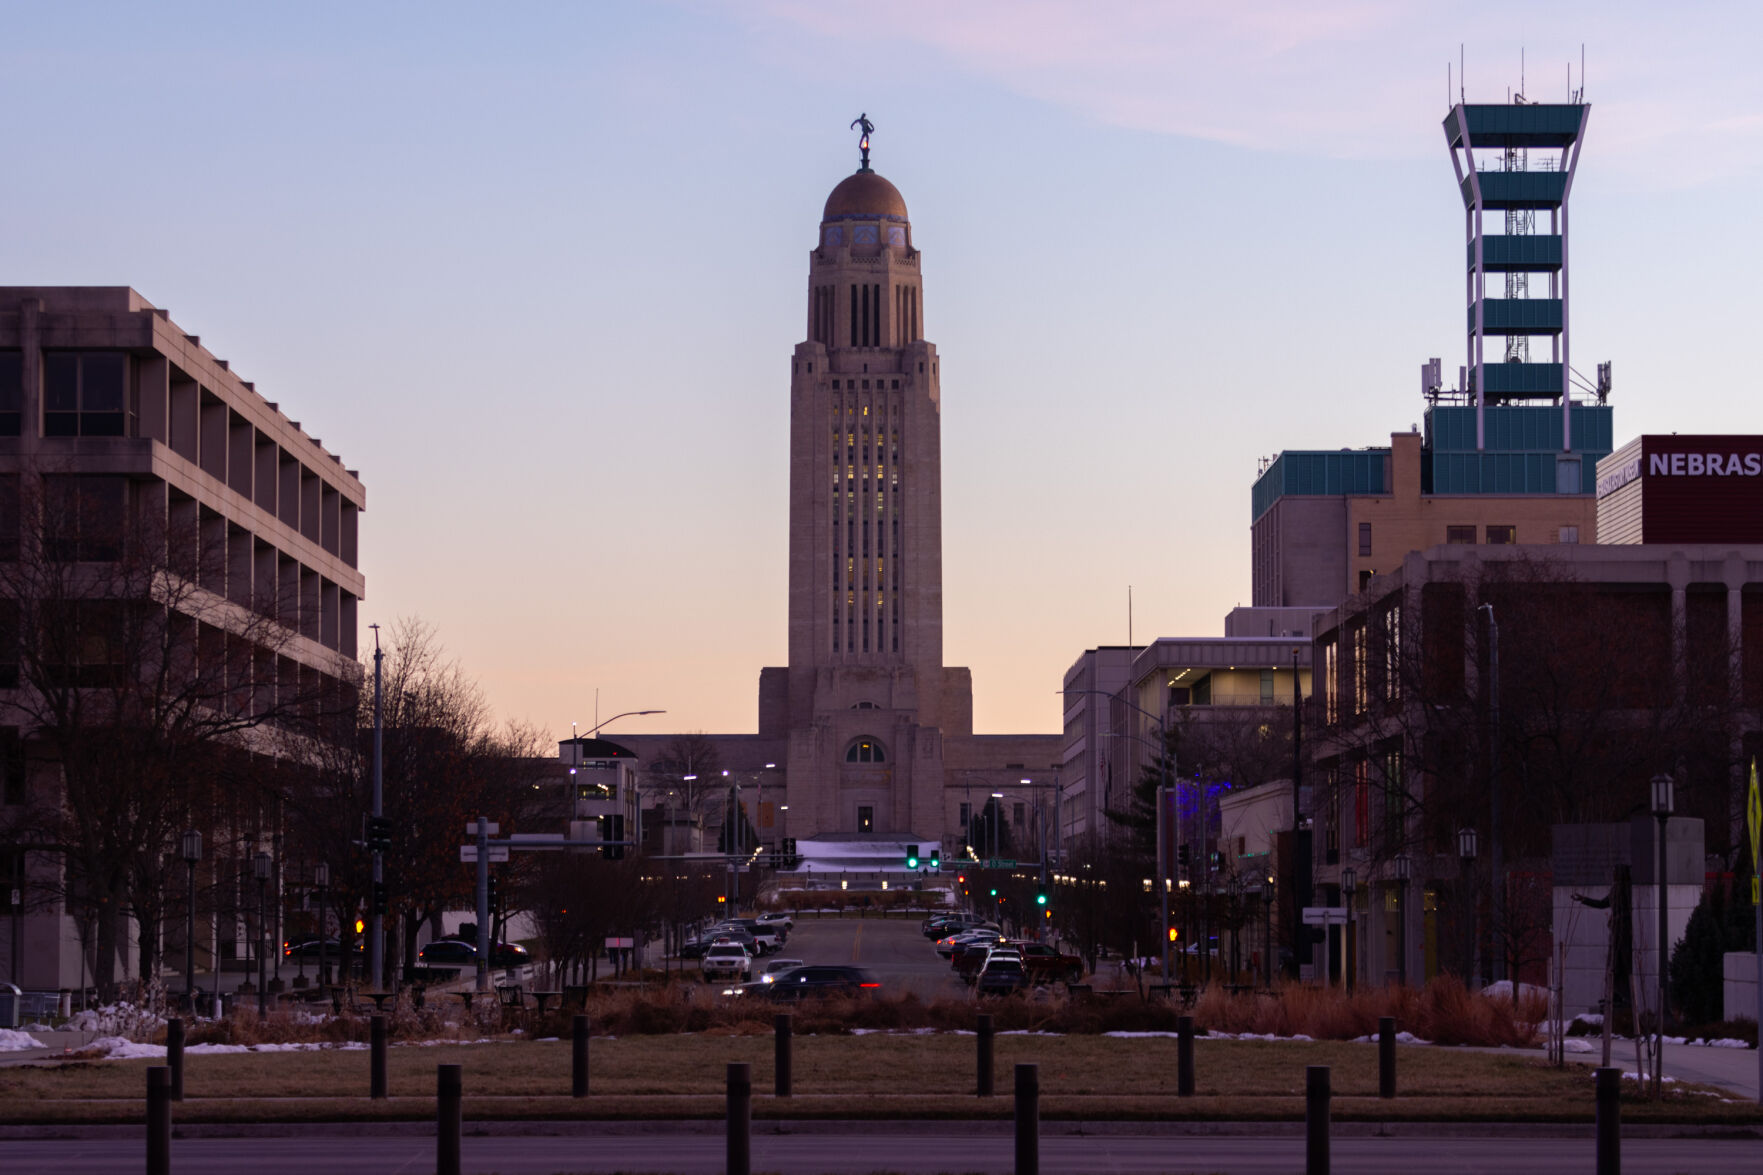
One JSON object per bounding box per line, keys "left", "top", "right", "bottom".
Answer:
{"left": 1520, "top": 46, "right": 1525, "bottom": 101}
{"left": 1448, "top": 61, "right": 1453, "bottom": 109}
{"left": 1460, "top": 43, "right": 1466, "bottom": 103}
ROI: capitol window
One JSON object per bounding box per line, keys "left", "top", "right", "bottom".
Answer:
{"left": 845, "top": 739, "right": 887, "bottom": 763}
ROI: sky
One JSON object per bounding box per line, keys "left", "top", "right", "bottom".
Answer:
{"left": 2, "top": 2, "right": 1760, "bottom": 741}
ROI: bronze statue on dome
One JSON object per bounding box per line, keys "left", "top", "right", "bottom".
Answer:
{"left": 851, "top": 113, "right": 874, "bottom": 171}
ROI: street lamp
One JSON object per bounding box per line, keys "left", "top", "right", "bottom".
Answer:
{"left": 1260, "top": 876, "right": 1275, "bottom": 987}
{"left": 253, "top": 851, "right": 272, "bottom": 1020}
{"left": 180, "top": 830, "right": 202, "bottom": 1012}
{"left": 1650, "top": 773, "right": 1674, "bottom": 1099}
{"left": 313, "top": 861, "right": 330, "bottom": 988}
{"left": 1458, "top": 827, "right": 1478, "bottom": 985}
{"left": 1339, "top": 867, "right": 1357, "bottom": 993}
{"left": 1393, "top": 853, "right": 1412, "bottom": 988}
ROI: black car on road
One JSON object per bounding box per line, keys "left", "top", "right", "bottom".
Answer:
{"left": 738, "top": 965, "right": 880, "bottom": 1001}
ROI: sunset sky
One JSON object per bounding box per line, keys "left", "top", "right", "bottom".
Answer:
{"left": 3, "top": 2, "right": 1759, "bottom": 740}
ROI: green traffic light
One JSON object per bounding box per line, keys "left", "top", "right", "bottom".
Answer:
{"left": 989, "top": 888, "right": 997, "bottom": 896}
{"left": 1036, "top": 892, "right": 1047, "bottom": 906}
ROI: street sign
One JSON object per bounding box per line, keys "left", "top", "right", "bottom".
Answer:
{"left": 984, "top": 859, "right": 1017, "bottom": 869}
{"left": 459, "top": 845, "right": 509, "bottom": 863}
{"left": 1302, "top": 906, "right": 1349, "bottom": 925}
{"left": 466, "top": 821, "right": 501, "bottom": 835}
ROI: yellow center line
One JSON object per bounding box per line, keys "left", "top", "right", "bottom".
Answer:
{"left": 850, "top": 920, "right": 864, "bottom": 962}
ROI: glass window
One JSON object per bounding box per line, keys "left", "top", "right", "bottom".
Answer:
{"left": 857, "top": 806, "right": 873, "bottom": 832}
{"left": 1486, "top": 525, "right": 1515, "bottom": 545}
{"left": 0, "top": 353, "right": 21, "bottom": 436}
{"left": 845, "top": 739, "right": 886, "bottom": 763}
{"left": 1358, "top": 522, "right": 1372, "bottom": 556}
{"left": 43, "top": 353, "right": 127, "bottom": 438}
{"left": 1446, "top": 525, "right": 1476, "bottom": 544}
{"left": 1557, "top": 526, "right": 1580, "bottom": 544}
{"left": 43, "top": 476, "right": 127, "bottom": 562}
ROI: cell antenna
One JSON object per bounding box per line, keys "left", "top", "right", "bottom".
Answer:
{"left": 1460, "top": 43, "right": 1466, "bottom": 103}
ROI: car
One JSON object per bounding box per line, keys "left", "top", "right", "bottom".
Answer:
{"left": 281, "top": 937, "right": 360, "bottom": 961}
{"left": 490, "top": 942, "right": 530, "bottom": 968}
{"left": 679, "top": 938, "right": 713, "bottom": 960}
{"left": 759, "top": 957, "right": 805, "bottom": 983}
{"left": 755, "top": 965, "right": 880, "bottom": 1001}
{"left": 418, "top": 940, "right": 477, "bottom": 967}
{"left": 756, "top": 912, "right": 794, "bottom": 930}
{"left": 701, "top": 944, "right": 753, "bottom": 983}
{"left": 976, "top": 955, "right": 1030, "bottom": 996}
{"left": 937, "top": 930, "right": 1001, "bottom": 958}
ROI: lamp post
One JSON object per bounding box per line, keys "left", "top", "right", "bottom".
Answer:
{"left": 180, "top": 830, "right": 202, "bottom": 1012}
{"left": 1260, "top": 875, "right": 1275, "bottom": 987}
{"left": 1458, "top": 826, "right": 1478, "bottom": 986}
{"left": 990, "top": 793, "right": 1003, "bottom": 864}
{"left": 1393, "top": 853, "right": 1412, "bottom": 988}
{"left": 252, "top": 850, "right": 272, "bottom": 1020}
{"left": 1339, "top": 867, "right": 1357, "bottom": 993}
{"left": 1650, "top": 772, "right": 1674, "bottom": 1100}
{"left": 313, "top": 861, "right": 330, "bottom": 988}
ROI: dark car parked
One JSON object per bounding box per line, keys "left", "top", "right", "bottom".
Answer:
{"left": 760, "top": 965, "right": 880, "bottom": 1001}
{"left": 976, "top": 957, "right": 1030, "bottom": 996}
{"left": 418, "top": 940, "right": 477, "bottom": 966}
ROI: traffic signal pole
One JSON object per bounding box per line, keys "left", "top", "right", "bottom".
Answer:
{"left": 370, "top": 626, "right": 384, "bottom": 992}
{"left": 474, "top": 817, "right": 490, "bottom": 993}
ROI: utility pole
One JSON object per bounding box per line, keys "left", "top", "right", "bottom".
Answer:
{"left": 475, "top": 816, "right": 490, "bottom": 993}
{"left": 370, "top": 624, "right": 384, "bottom": 992}
{"left": 1291, "top": 647, "right": 1308, "bottom": 981}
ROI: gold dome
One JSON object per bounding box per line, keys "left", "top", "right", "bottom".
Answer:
{"left": 822, "top": 171, "right": 908, "bottom": 222}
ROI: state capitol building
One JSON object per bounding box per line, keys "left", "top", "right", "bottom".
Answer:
{"left": 611, "top": 131, "right": 1061, "bottom": 869}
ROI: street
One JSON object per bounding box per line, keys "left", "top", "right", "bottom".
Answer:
{"left": 2, "top": 1126, "right": 1758, "bottom": 1174}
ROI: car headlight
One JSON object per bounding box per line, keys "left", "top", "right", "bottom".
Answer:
{"left": 761, "top": 974, "right": 775, "bottom": 983}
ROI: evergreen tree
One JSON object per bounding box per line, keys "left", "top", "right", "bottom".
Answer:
{"left": 1669, "top": 883, "right": 1758, "bottom": 1026}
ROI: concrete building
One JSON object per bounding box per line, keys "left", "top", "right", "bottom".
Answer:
{"left": 1308, "top": 540, "right": 1761, "bottom": 989}
{"left": 0, "top": 287, "right": 365, "bottom": 991}
{"left": 615, "top": 136, "right": 1059, "bottom": 870}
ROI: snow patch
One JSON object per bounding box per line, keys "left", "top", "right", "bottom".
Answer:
{"left": 0, "top": 1028, "right": 46, "bottom": 1051}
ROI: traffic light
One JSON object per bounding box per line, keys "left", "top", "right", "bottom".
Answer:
{"left": 1035, "top": 887, "right": 1048, "bottom": 907}
{"left": 1168, "top": 926, "right": 1180, "bottom": 943}
{"left": 354, "top": 918, "right": 365, "bottom": 935}
{"left": 905, "top": 844, "right": 920, "bottom": 869}
{"left": 371, "top": 881, "right": 387, "bottom": 916}
{"left": 929, "top": 845, "right": 941, "bottom": 869}
{"left": 486, "top": 872, "right": 499, "bottom": 910}
{"left": 365, "top": 816, "right": 393, "bottom": 853}
{"left": 989, "top": 887, "right": 998, "bottom": 897}
{"left": 717, "top": 895, "right": 726, "bottom": 904}
{"left": 957, "top": 874, "right": 966, "bottom": 884}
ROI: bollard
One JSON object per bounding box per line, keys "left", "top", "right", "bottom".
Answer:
{"left": 1594, "top": 1067, "right": 1621, "bottom": 1175}
{"left": 1177, "top": 1015, "right": 1195, "bottom": 1097}
{"left": 572, "top": 1014, "right": 590, "bottom": 1097}
{"left": 1305, "top": 1065, "right": 1331, "bottom": 1175}
{"left": 727, "top": 1061, "right": 752, "bottom": 1175}
{"left": 146, "top": 1065, "right": 171, "bottom": 1175}
{"left": 370, "top": 1014, "right": 388, "bottom": 1100}
{"left": 167, "top": 1018, "right": 185, "bottom": 1103}
{"left": 436, "top": 1064, "right": 462, "bottom": 1175}
{"left": 775, "top": 1013, "right": 793, "bottom": 1098}
{"left": 1378, "top": 1016, "right": 1396, "bottom": 1100}
{"left": 1014, "top": 1062, "right": 1040, "bottom": 1175}
{"left": 977, "top": 1013, "right": 995, "bottom": 1097}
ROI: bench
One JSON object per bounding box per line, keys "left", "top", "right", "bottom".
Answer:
{"left": 496, "top": 984, "right": 525, "bottom": 1009}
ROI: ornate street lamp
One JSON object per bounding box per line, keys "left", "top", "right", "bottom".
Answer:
{"left": 253, "top": 851, "right": 272, "bottom": 1020}
{"left": 1393, "top": 853, "right": 1413, "bottom": 988}
{"left": 1650, "top": 773, "right": 1674, "bottom": 1099}
{"left": 1340, "top": 867, "right": 1357, "bottom": 993}
{"left": 180, "top": 830, "right": 202, "bottom": 1012}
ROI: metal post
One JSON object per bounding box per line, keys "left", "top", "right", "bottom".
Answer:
{"left": 1483, "top": 604, "right": 1503, "bottom": 985}
{"left": 1177, "top": 1015, "right": 1195, "bottom": 1097}
{"left": 1157, "top": 784, "right": 1171, "bottom": 985}
{"left": 184, "top": 860, "right": 197, "bottom": 1011}
{"left": 475, "top": 817, "right": 490, "bottom": 993}
{"left": 572, "top": 1014, "right": 589, "bottom": 1098}
{"left": 370, "top": 1014, "right": 387, "bottom": 1099}
{"left": 1292, "top": 647, "right": 1307, "bottom": 982}
{"left": 1014, "top": 1063, "right": 1039, "bottom": 1175}
{"left": 256, "top": 874, "right": 268, "bottom": 1020}
{"left": 1655, "top": 811, "right": 1668, "bottom": 1099}
{"left": 1378, "top": 1016, "right": 1396, "bottom": 1099}
{"left": 371, "top": 627, "right": 384, "bottom": 993}
{"left": 436, "top": 1063, "right": 462, "bottom": 1175}
{"left": 774, "top": 1012, "right": 793, "bottom": 1098}
{"left": 146, "top": 1066, "right": 171, "bottom": 1175}
{"left": 1594, "top": 1066, "right": 1620, "bottom": 1175}
{"left": 1305, "top": 1065, "right": 1330, "bottom": 1175}
{"left": 167, "top": 1018, "right": 185, "bottom": 1102}
{"left": 726, "top": 1061, "right": 751, "bottom": 1175}
{"left": 976, "top": 1012, "right": 994, "bottom": 1096}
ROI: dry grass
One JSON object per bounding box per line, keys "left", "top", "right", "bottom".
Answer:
{"left": 2, "top": 1034, "right": 1755, "bottom": 1126}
